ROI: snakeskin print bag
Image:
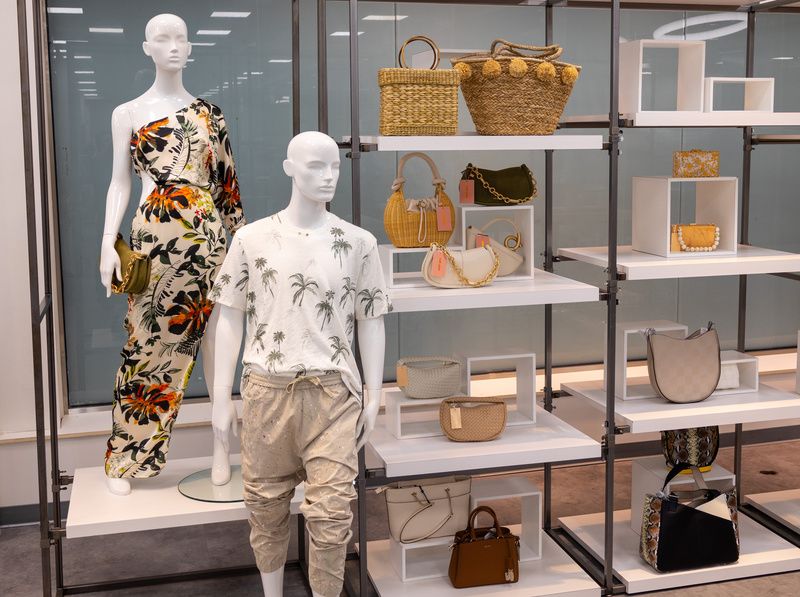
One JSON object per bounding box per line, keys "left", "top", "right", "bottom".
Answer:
{"left": 640, "top": 464, "right": 739, "bottom": 572}
{"left": 661, "top": 426, "right": 720, "bottom": 470}
{"left": 645, "top": 322, "right": 721, "bottom": 403}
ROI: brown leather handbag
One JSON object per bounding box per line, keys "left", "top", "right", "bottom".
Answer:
{"left": 448, "top": 505, "right": 520, "bottom": 588}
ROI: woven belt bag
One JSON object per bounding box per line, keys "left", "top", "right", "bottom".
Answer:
{"left": 645, "top": 323, "right": 721, "bottom": 404}
{"left": 673, "top": 149, "right": 720, "bottom": 178}
{"left": 111, "top": 234, "right": 151, "bottom": 294}
{"left": 396, "top": 357, "right": 461, "bottom": 399}
{"left": 449, "top": 506, "right": 520, "bottom": 588}
{"left": 439, "top": 396, "right": 507, "bottom": 442}
{"left": 378, "top": 475, "right": 471, "bottom": 544}
{"left": 421, "top": 244, "right": 499, "bottom": 289}
{"left": 465, "top": 218, "right": 524, "bottom": 277}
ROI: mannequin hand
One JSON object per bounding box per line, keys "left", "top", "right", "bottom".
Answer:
{"left": 356, "top": 388, "right": 381, "bottom": 451}
{"left": 211, "top": 392, "right": 238, "bottom": 453}
{"left": 99, "top": 236, "right": 121, "bottom": 299}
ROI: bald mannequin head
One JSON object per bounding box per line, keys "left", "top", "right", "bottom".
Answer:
{"left": 143, "top": 14, "right": 191, "bottom": 72}
{"left": 145, "top": 14, "right": 187, "bottom": 41}
{"left": 283, "top": 132, "right": 341, "bottom": 204}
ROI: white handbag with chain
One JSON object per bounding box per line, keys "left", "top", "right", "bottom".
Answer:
{"left": 465, "top": 218, "right": 524, "bottom": 276}
{"left": 421, "top": 243, "right": 499, "bottom": 289}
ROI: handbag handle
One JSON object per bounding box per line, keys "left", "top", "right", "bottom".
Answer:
{"left": 661, "top": 463, "right": 710, "bottom": 492}
{"left": 430, "top": 243, "right": 500, "bottom": 288}
{"left": 397, "top": 356, "right": 460, "bottom": 367}
{"left": 398, "top": 487, "right": 455, "bottom": 544}
{"left": 443, "top": 396, "right": 505, "bottom": 407}
{"left": 470, "top": 218, "right": 523, "bottom": 251}
{"left": 466, "top": 505, "right": 502, "bottom": 540}
{"left": 463, "top": 164, "right": 537, "bottom": 205}
{"left": 392, "top": 152, "right": 446, "bottom": 192}
{"left": 490, "top": 39, "right": 563, "bottom": 61}
{"left": 398, "top": 35, "right": 440, "bottom": 70}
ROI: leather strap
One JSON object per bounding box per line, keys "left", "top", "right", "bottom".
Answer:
{"left": 398, "top": 35, "right": 440, "bottom": 70}
{"left": 466, "top": 505, "right": 502, "bottom": 540}
{"left": 392, "top": 152, "right": 446, "bottom": 191}
{"left": 398, "top": 487, "right": 454, "bottom": 544}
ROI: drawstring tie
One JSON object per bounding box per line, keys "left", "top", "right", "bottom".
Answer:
{"left": 285, "top": 375, "right": 339, "bottom": 400}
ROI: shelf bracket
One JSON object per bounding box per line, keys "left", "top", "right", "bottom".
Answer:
{"left": 57, "top": 471, "right": 74, "bottom": 490}
{"left": 47, "top": 526, "right": 66, "bottom": 546}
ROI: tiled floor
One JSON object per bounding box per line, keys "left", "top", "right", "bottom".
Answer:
{"left": 2, "top": 442, "right": 800, "bottom": 596}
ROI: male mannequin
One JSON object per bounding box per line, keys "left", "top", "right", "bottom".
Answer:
{"left": 210, "top": 131, "right": 386, "bottom": 597}
{"left": 99, "top": 14, "right": 243, "bottom": 495}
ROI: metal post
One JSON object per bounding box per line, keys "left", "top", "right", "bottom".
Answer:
{"left": 291, "top": 0, "right": 301, "bottom": 136}
{"left": 543, "top": 0, "right": 555, "bottom": 532}
{"left": 317, "top": 0, "right": 329, "bottom": 134}
{"left": 604, "top": 0, "right": 622, "bottom": 592}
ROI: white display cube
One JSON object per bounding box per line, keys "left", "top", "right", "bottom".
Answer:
{"left": 716, "top": 350, "right": 759, "bottom": 396}
{"left": 388, "top": 534, "right": 452, "bottom": 582}
{"left": 460, "top": 205, "right": 535, "bottom": 281}
{"left": 470, "top": 476, "right": 543, "bottom": 561}
{"left": 629, "top": 455, "right": 735, "bottom": 535}
{"left": 466, "top": 353, "right": 536, "bottom": 424}
{"left": 796, "top": 331, "right": 800, "bottom": 394}
{"left": 632, "top": 176, "right": 738, "bottom": 258}
{"left": 703, "top": 77, "right": 774, "bottom": 113}
{"left": 619, "top": 39, "right": 705, "bottom": 115}
{"left": 378, "top": 245, "right": 434, "bottom": 290}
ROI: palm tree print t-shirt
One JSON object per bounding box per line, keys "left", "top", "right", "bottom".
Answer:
{"left": 210, "top": 211, "right": 391, "bottom": 400}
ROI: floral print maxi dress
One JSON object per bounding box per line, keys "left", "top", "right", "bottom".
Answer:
{"left": 105, "top": 99, "right": 245, "bottom": 479}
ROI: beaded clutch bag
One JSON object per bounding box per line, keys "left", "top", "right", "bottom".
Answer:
{"left": 670, "top": 224, "right": 720, "bottom": 253}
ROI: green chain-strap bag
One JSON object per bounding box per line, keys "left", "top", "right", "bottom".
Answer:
{"left": 461, "top": 163, "right": 537, "bottom": 206}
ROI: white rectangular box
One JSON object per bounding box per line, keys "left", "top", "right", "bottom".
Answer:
{"left": 632, "top": 176, "right": 738, "bottom": 258}
{"left": 388, "top": 534, "right": 452, "bottom": 582}
{"left": 461, "top": 205, "right": 534, "bottom": 281}
{"left": 704, "top": 77, "right": 774, "bottom": 113}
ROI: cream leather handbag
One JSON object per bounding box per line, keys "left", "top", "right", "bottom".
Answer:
{"left": 377, "top": 476, "right": 472, "bottom": 544}
{"left": 421, "top": 243, "right": 499, "bottom": 289}
{"left": 465, "top": 218, "right": 524, "bottom": 277}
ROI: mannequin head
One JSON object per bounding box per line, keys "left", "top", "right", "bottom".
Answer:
{"left": 283, "top": 132, "right": 340, "bottom": 204}
{"left": 143, "top": 14, "right": 191, "bottom": 72}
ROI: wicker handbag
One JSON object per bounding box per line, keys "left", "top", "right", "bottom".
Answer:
{"left": 396, "top": 357, "right": 462, "bottom": 399}
{"left": 384, "top": 152, "right": 456, "bottom": 248}
{"left": 378, "top": 36, "right": 460, "bottom": 136}
{"left": 439, "top": 396, "right": 507, "bottom": 442}
{"left": 452, "top": 40, "right": 581, "bottom": 135}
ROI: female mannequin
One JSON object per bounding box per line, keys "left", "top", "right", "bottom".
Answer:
{"left": 99, "top": 14, "right": 245, "bottom": 495}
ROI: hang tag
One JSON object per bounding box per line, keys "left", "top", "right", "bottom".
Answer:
{"left": 436, "top": 205, "right": 452, "bottom": 232}
{"left": 475, "top": 233, "right": 491, "bottom": 248}
{"left": 396, "top": 364, "right": 409, "bottom": 388}
{"left": 431, "top": 249, "right": 447, "bottom": 278}
{"left": 459, "top": 179, "right": 475, "bottom": 204}
{"left": 450, "top": 406, "right": 463, "bottom": 429}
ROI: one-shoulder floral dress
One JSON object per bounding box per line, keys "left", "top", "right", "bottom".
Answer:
{"left": 105, "top": 98, "right": 245, "bottom": 479}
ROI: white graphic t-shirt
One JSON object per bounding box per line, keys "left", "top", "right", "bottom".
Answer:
{"left": 210, "top": 210, "right": 391, "bottom": 400}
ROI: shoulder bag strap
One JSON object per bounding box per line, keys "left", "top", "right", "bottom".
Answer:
{"left": 431, "top": 243, "right": 500, "bottom": 288}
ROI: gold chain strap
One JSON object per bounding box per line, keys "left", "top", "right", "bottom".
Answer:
{"left": 431, "top": 243, "right": 500, "bottom": 287}
{"left": 465, "top": 165, "right": 537, "bottom": 205}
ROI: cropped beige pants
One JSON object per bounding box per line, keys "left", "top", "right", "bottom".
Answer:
{"left": 241, "top": 371, "right": 360, "bottom": 597}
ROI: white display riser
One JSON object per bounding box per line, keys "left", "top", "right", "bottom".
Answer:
{"left": 745, "top": 489, "right": 800, "bottom": 535}
{"left": 368, "top": 406, "right": 600, "bottom": 478}
{"left": 353, "top": 134, "right": 603, "bottom": 152}
{"left": 364, "top": 534, "right": 600, "bottom": 597}
{"left": 562, "top": 380, "right": 800, "bottom": 434}
{"left": 66, "top": 456, "right": 304, "bottom": 539}
{"left": 704, "top": 77, "right": 775, "bottom": 113}
{"left": 387, "top": 269, "right": 599, "bottom": 313}
{"left": 557, "top": 244, "right": 800, "bottom": 280}
{"left": 629, "top": 456, "right": 735, "bottom": 535}
{"left": 631, "top": 176, "right": 738, "bottom": 258}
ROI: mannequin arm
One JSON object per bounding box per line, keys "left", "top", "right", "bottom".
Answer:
{"left": 99, "top": 106, "right": 134, "bottom": 297}
{"left": 211, "top": 304, "right": 245, "bottom": 450}
{"left": 355, "top": 317, "right": 386, "bottom": 450}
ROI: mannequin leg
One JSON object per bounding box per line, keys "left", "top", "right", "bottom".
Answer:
{"left": 260, "top": 568, "right": 284, "bottom": 597}
{"left": 202, "top": 308, "right": 231, "bottom": 486}
{"left": 105, "top": 477, "right": 131, "bottom": 496}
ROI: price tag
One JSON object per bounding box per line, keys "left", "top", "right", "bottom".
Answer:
{"left": 475, "top": 233, "right": 491, "bottom": 249}
{"left": 459, "top": 179, "right": 475, "bottom": 204}
{"left": 396, "top": 364, "right": 409, "bottom": 388}
{"left": 436, "top": 205, "right": 452, "bottom": 232}
{"left": 431, "top": 249, "right": 447, "bottom": 278}
{"left": 450, "top": 406, "right": 463, "bottom": 430}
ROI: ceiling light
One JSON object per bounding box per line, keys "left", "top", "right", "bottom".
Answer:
{"left": 187, "top": 58, "right": 195, "bottom": 62}
{"left": 362, "top": 15, "right": 408, "bottom": 21}
{"left": 48, "top": 7, "right": 83, "bottom": 14}
{"left": 74, "top": 55, "right": 92, "bottom": 59}
{"left": 191, "top": 42, "right": 216, "bottom": 47}
{"left": 77, "top": 81, "right": 95, "bottom": 84}
{"left": 653, "top": 13, "right": 746, "bottom": 41}
{"left": 79, "top": 88, "right": 96, "bottom": 92}
{"left": 772, "top": 56, "right": 794, "bottom": 60}
{"left": 74, "top": 70, "right": 94, "bottom": 74}
{"left": 642, "top": 71, "right": 653, "bottom": 75}
{"left": 268, "top": 59, "right": 292, "bottom": 63}
{"left": 58, "top": 49, "right": 67, "bottom": 53}
{"left": 197, "top": 29, "right": 231, "bottom": 35}
{"left": 89, "top": 28, "right": 124, "bottom": 34}
{"left": 236, "top": 76, "right": 248, "bottom": 80}
{"left": 250, "top": 71, "right": 263, "bottom": 75}
{"left": 83, "top": 93, "right": 98, "bottom": 97}
{"left": 52, "top": 40, "right": 67, "bottom": 44}
{"left": 211, "top": 11, "right": 251, "bottom": 18}
{"left": 330, "top": 31, "right": 364, "bottom": 36}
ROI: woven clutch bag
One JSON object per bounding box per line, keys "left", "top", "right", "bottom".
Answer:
{"left": 397, "top": 357, "right": 462, "bottom": 399}
{"left": 439, "top": 396, "right": 507, "bottom": 442}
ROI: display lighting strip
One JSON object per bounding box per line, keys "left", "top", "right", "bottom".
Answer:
{"left": 362, "top": 15, "right": 408, "bottom": 21}
{"left": 47, "top": 7, "right": 83, "bottom": 14}
{"left": 211, "top": 11, "right": 251, "bottom": 18}
{"left": 268, "top": 59, "right": 291, "bottom": 63}
{"left": 196, "top": 30, "right": 231, "bottom": 35}
{"left": 89, "top": 28, "right": 124, "bottom": 34}
{"left": 191, "top": 42, "right": 216, "bottom": 47}
{"left": 653, "top": 13, "right": 747, "bottom": 41}
{"left": 330, "top": 31, "right": 364, "bottom": 36}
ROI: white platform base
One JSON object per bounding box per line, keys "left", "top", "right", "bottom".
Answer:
{"left": 746, "top": 489, "right": 800, "bottom": 535}
{"left": 559, "top": 509, "right": 800, "bottom": 594}
{"left": 562, "top": 380, "right": 800, "bottom": 434}
{"left": 365, "top": 533, "right": 600, "bottom": 597}
{"left": 355, "top": 133, "right": 603, "bottom": 152}
{"left": 557, "top": 244, "right": 800, "bottom": 280}
{"left": 626, "top": 111, "right": 800, "bottom": 127}
{"left": 66, "top": 456, "right": 304, "bottom": 538}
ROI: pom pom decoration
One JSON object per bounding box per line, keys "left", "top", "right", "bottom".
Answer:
{"left": 561, "top": 65, "right": 579, "bottom": 85}
{"left": 508, "top": 58, "right": 528, "bottom": 78}
{"left": 453, "top": 62, "right": 472, "bottom": 81}
{"left": 535, "top": 61, "right": 556, "bottom": 82}
{"left": 482, "top": 59, "right": 502, "bottom": 78}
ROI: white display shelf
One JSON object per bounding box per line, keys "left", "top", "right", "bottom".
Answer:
{"left": 364, "top": 533, "right": 600, "bottom": 597}
{"left": 562, "top": 380, "right": 800, "bottom": 434}
{"left": 388, "top": 269, "right": 599, "bottom": 313}
{"left": 745, "top": 489, "right": 800, "bottom": 535}
{"left": 704, "top": 77, "right": 774, "bottom": 113}
{"left": 66, "top": 456, "right": 304, "bottom": 539}
{"left": 559, "top": 509, "right": 800, "bottom": 594}
{"left": 369, "top": 407, "right": 600, "bottom": 478}
{"left": 353, "top": 133, "right": 603, "bottom": 152}
{"left": 557, "top": 244, "right": 800, "bottom": 280}
{"left": 626, "top": 111, "right": 800, "bottom": 127}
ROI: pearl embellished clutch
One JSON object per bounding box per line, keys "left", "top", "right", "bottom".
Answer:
{"left": 670, "top": 224, "right": 720, "bottom": 253}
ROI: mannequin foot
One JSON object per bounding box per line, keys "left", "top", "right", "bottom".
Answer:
{"left": 211, "top": 437, "right": 231, "bottom": 486}
{"left": 106, "top": 477, "right": 131, "bottom": 496}
{"left": 260, "top": 568, "right": 284, "bottom": 597}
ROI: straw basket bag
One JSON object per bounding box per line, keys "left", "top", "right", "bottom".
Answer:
{"left": 451, "top": 40, "right": 581, "bottom": 135}
{"left": 384, "top": 152, "right": 456, "bottom": 248}
{"left": 378, "top": 36, "right": 460, "bottom": 136}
